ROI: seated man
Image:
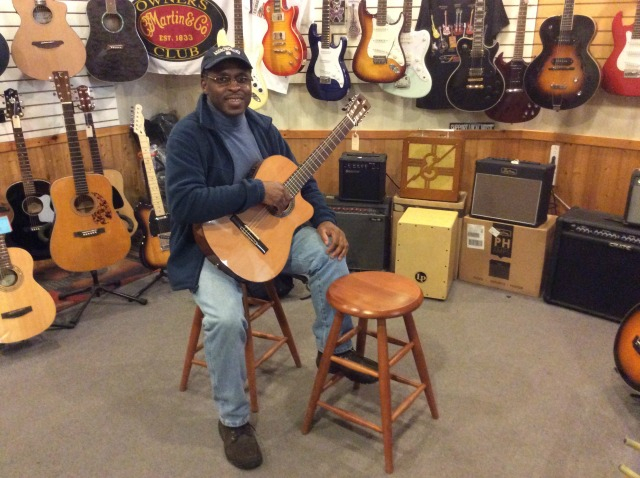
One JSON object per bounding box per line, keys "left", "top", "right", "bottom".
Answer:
{"left": 165, "top": 45, "right": 377, "bottom": 470}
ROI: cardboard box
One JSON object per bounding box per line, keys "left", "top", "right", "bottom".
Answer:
{"left": 391, "top": 192, "right": 467, "bottom": 269}
{"left": 458, "top": 215, "right": 557, "bottom": 297}
{"left": 395, "top": 208, "right": 459, "bottom": 300}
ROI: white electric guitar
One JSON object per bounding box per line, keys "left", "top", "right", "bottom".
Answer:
{"left": 380, "top": 0, "right": 431, "bottom": 97}
{"left": 217, "top": 0, "right": 269, "bottom": 109}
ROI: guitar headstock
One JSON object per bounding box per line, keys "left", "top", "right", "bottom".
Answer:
{"left": 75, "top": 85, "right": 94, "bottom": 114}
{"left": 130, "top": 104, "right": 147, "bottom": 139}
{"left": 3, "top": 88, "right": 23, "bottom": 126}
{"left": 344, "top": 94, "right": 370, "bottom": 127}
{"left": 52, "top": 71, "right": 73, "bottom": 103}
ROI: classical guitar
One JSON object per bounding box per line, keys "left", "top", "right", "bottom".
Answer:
{"left": 523, "top": 0, "right": 601, "bottom": 111}
{"left": 75, "top": 85, "right": 138, "bottom": 236}
{"left": 379, "top": 0, "right": 431, "bottom": 98}
{"left": 49, "top": 71, "right": 130, "bottom": 273}
{"left": 614, "top": 304, "right": 640, "bottom": 392}
{"left": 485, "top": 0, "right": 541, "bottom": 123}
{"left": 602, "top": 1, "right": 640, "bottom": 97}
{"left": 11, "top": 0, "right": 86, "bottom": 81}
{"left": 352, "top": 0, "right": 406, "bottom": 83}
{"left": 131, "top": 105, "right": 171, "bottom": 271}
{"left": 0, "top": 32, "right": 9, "bottom": 77}
{"left": 3, "top": 88, "right": 55, "bottom": 261}
{"left": 305, "top": 0, "right": 350, "bottom": 101}
{"left": 216, "top": 0, "right": 269, "bottom": 109}
{"left": 85, "top": 0, "right": 149, "bottom": 82}
{"left": 445, "top": 0, "right": 504, "bottom": 112}
{"left": 0, "top": 225, "right": 56, "bottom": 344}
{"left": 262, "top": 0, "right": 307, "bottom": 76}
{"left": 193, "top": 94, "right": 370, "bottom": 283}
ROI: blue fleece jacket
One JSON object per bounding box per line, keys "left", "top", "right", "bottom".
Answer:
{"left": 165, "top": 93, "right": 336, "bottom": 292}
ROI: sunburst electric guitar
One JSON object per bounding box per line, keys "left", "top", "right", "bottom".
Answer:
{"left": 305, "top": 0, "right": 350, "bottom": 101}
{"left": 262, "top": 0, "right": 307, "bottom": 76}
{"left": 614, "top": 304, "right": 640, "bottom": 392}
{"left": 131, "top": 105, "right": 171, "bottom": 271}
{"left": 75, "top": 85, "right": 138, "bottom": 236}
{"left": 193, "top": 94, "right": 370, "bottom": 283}
{"left": 49, "top": 71, "right": 130, "bottom": 272}
{"left": 602, "top": 1, "right": 640, "bottom": 97}
{"left": 11, "top": 0, "right": 86, "bottom": 80}
{"left": 379, "top": 0, "right": 431, "bottom": 98}
{"left": 3, "top": 88, "right": 55, "bottom": 261}
{"left": 352, "top": 0, "right": 406, "bottom": 83}
{"left": 216, "top": 0, "right": 268, "bottom": 109}
{"left": 0, "top": 223, "right": 56, "bottom": 344}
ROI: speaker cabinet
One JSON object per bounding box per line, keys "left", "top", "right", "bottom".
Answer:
{"left": 471, "top": 158, "right": 555, "bottom": 227}
{"left": 624, "top": 169, "right": 640, "bottom": 227}
{"left": 324, "top": 196, "right": 390, "bottom": 271}
{"left": 544, "top": 207, "right": 640, "bottom": 322}
{"left": 338, "top": 152, "right": 386, "bottom": 203}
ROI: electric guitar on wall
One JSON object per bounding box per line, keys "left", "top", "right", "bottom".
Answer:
{"left": 85, "top": 0, "right": 149, "bottom": 82}
{"left": 523, "top": 0, "right": 601, "bottom": 111}
{"left": 131, "top": 105, "right": 171, "bottom": 271}
{"left": 75, "top": 85, "right": 138, "bottom": 236}
{"left": 0, "top": 222, "right": 56, "bottom": 344}
{"left": 602, "top": 1, "right": 640, "bottom": 97}
{"left": 614, "top": 304, "right": 640, "bottom": 392}
{"left": 305, "top": 0, "right": 350, "bottom": 101}
{"left": 216, "top": 0, "right": 269, "bottom": 109}
{"left": 379, "top": 0, "right": 431, "bottom": 98}
{"left": 262, "top": 0, "right": 307, "bottom": 76}
{"left": 3, "top": 88, "right": 55, "bottom": 261}
{"left": 11, "top": 0, "right": 86, "bottom": 80}
{"left": 352, "top": 0, "right": 406, "bottom": 83}
{"left": 49, "top": 71, "right": 131, "bottom": 273}
{"left": 485, "top": 0, "right": 541, "bottom": 123}
{"left": 445, "top": 0, "right": 505, "bottom": 111}
{"left": 193, "top": 94, "right": 370, "bottom": 283}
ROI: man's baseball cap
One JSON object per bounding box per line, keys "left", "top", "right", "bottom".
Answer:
{"left": 201, "top": 46, "right": 252, "bottom": 73}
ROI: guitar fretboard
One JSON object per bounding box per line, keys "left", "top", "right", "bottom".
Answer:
{"left": 0, "top": 234, "right": 10, "bottom": 272}
{"left": 559, "top": 0, "right": 575, "bottom": 44}
{"left": 138, "top": 135, "right": 167, "bottom": 218}
{"left": 12, "top": 121, "right": 37, "bottom": 197}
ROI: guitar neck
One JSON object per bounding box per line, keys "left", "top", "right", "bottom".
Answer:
{"left": 376, "top": 0, "right": 388, "bottom": 26}
{"left": 321, "top": 0, "right": 331, "bottom": 47}
{"left": 511, "top": 0, "right": 528, "bottom": 62}
{"left": 559, "top": 0, "right": 575, "bottom": 43}
{"left": 234, "top": 0, "right": 244, "bottom": 49}
{"left": 0, "top": 234, "right": 11, "bottom": 271}
{"left": 60, "top": 101, "right": 90, "bottom": 196}
{"left": 401, "top": 0, "right": 412, "bottom": 33}
{"left": 471, "top": 0, "right": 487, "bottom": 57}
{"left": 84, "top": 111, "right": 104, "bottom": 175}
{"left": 634, "top": 0, "right": 640, "bottom": 40}
{"left": 138, "top": 135, "right": 166, "bottom": 217}
{"left": 11, "top": 119, "right": 37, "bottom": 197}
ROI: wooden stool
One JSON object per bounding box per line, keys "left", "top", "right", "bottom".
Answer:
{"left": 302, "top": 271, "right": 438, "bottom": 474}
{"left": 179, "top": 280, "right": 301, "bottom": 412}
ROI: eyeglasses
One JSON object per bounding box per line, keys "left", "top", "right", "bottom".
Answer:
{"left": 204, "top": 74, "right": 252, "bottom": 87}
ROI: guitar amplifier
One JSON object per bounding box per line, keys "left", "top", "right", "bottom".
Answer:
{"left": 338, "top": 152, "right": 386, "bottom": 203}
{"left": 624, "top": 169, "right": 640, "bottom": 227}
{"left": 543, "top": 207, "right": 640, "bottom": 322}
{"left": 470, "top": 157, "right": 555, "bottom": 227}
{"left": 325, "top": 196, "right": 390, "bottom": 271}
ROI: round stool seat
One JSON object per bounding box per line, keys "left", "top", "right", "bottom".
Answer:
{"left": 327, "top": 271, "right": 423, "bottom": 319}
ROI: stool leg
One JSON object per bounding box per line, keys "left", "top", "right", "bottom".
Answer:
{"left": 377, "top": 319, "right": 394, "bottom": 474}
{"left": 301, "top": 311, "right": 344, "bottom": 434}
{"left": 265, "top": 281, "right": 302, "bottom": 367}
{"left": 403, "top": 313, "right": 439, "bottom": 419}
{"left": 242, "top": 285, "right": 259, "bottom": 413}
{"left": 179, "top": 307, "right": 204, "bottom": 392}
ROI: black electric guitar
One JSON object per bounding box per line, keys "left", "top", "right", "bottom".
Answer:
{"left": 445, "top": 0, "right": 505, "bottom": 112}
{"left": 76, "top": 85, "right": 138, "bottom": 236}
{"left": 85, "top": 0, "right": 149, "bottom": 82}
{"left": 523, "top": 0, "right": 601, "bottom": 111}
{"left": 131, "top": 105, "right": 170, "bottom": 270}
{"left": 3, "top": 88, "right": 55, "bottom": 260}
{"left": 614, "top": 304, "right": 640, "bottom": 392}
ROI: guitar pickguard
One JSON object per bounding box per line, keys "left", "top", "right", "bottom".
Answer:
{"left": 366, "top": 23, "right": 405, "bottom": 67}
{"left": 380, "top": 30, "right": 432, "bottom": 98}
{"left": 314, "top": 48, "right": 348, "bottom": 87}
{"left": 90, "top": 192, "right": 114, "bottom": 225}
{"left": 617, "top": 34, "right": 640, "bottom": 77}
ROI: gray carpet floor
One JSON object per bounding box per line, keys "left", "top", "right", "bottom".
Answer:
{"left": 2, "top": 273, "right": 638, "bottom": 477}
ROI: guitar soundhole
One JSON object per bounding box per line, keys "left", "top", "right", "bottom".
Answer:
{"left": 0, "top": 268, "right": 19, "bottom": 288}
{"left": 102, "top": 13, "right": 124, "bottom": 34}
{"left": 74, "top": 193, "right": 96, "bottom": 215}
{"left": 23, "top": 197, "right": 44, "bottom": 216}
{"left": 33, "top": 6, "right": 53, "bottom": 25}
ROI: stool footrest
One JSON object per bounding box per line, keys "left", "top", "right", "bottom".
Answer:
{"left": 331, "top": 355, "right": 379, "bottom": 379}
{"left": 254, "top": 336, "right": 289, "bottom": 368}
{"left": 318, "top": 400, "right": 383, "bottom": 434}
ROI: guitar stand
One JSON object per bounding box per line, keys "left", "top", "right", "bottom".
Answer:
{"left": 51, "top": 269, "right": 148, "bottom": 329}
{"left": 130, "top": 268, "right": 167, "bottom": 299}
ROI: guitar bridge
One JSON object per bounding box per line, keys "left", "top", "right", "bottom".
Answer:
{"left": 229, "top": 215, "right": 268, "bottom": 254}
{"left": 2, "top": 306, "right": 33, "bottom": 319}
{"left": 158, "top": 232, "right": 171, "bottom": 252}
{"left": 624, "top": 71, "right": 640, "bottom": 78}
{"left": 320, "top": 76, "right": 331, "bottom": 84}
{"left": 73, "top": 227, "right": 106, "bottom": 238}
{"left": 32, "top": 40, "right": 64, "bottom": 49}
{"left": 373, "top": 56, "right": 388, "bottom": 65}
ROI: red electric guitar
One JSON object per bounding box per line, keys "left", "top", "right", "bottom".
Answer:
{"left": 602, "top": 1, "right": 640, "bottom": 97}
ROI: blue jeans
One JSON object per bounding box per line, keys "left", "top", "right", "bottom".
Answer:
{"left": 193, "top": 226, "right": 353, "bottom": 427}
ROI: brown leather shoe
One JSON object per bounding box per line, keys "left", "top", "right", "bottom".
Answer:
{"left": 218, "top": 421, "right": 263, "bottom": 470}
{"left": 316, "top": 349, "right": 379, "bottom": 384}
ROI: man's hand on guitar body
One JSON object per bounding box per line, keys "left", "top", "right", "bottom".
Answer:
{"left": 317, "top": 221, "right": 348, "bottom": 260}
{"left": 262, "top": 181, "right": 291, "bottom": 214}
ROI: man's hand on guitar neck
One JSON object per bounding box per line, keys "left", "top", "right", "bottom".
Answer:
{"left": 317, "top": 221, "right": 349, "bottom": 261}
{"left": 262, "top": 181, "right": 291, "bottom": 214}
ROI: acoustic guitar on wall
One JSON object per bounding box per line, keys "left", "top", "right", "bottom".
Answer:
{"left": 11, "top": 0, "right": 86, "bottom": 80}
{"left": 49, "top": 71, "right": 130, "bottom": 273}
{"left": 523, "top": 0, "right": 601, "bottom": 111}
{"left": 262, "top": 0, "right": 307, "bottom": 76}
{"left": 602, "top": 1, "right": 640, "bottom": 97}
